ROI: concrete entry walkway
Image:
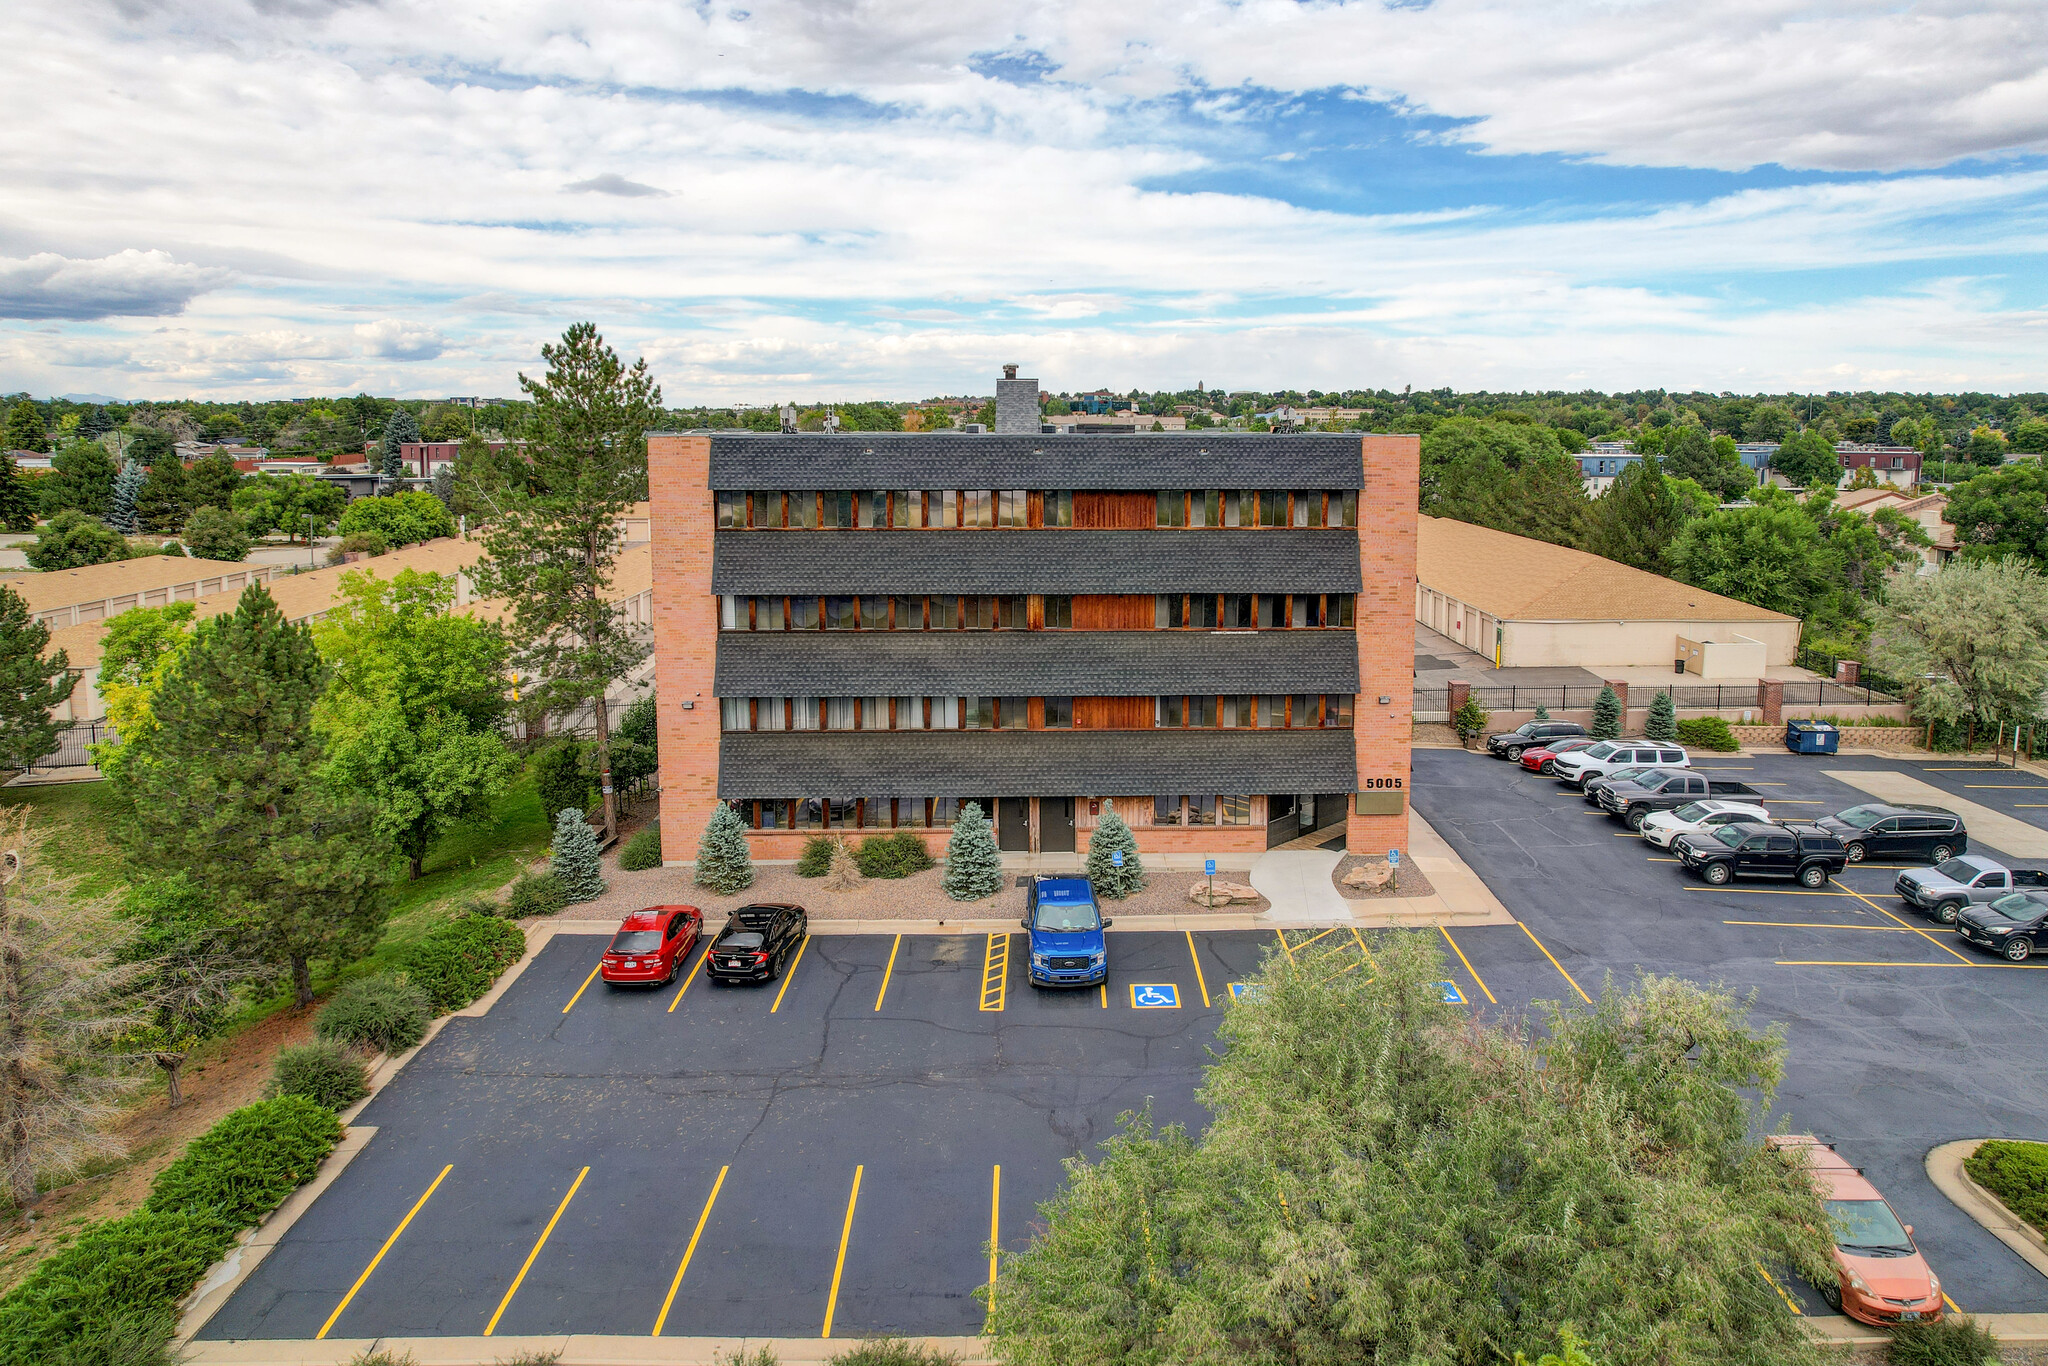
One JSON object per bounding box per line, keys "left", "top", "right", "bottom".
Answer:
{"left": 1248, "top": 848, "right": 1350, "bottom": 922}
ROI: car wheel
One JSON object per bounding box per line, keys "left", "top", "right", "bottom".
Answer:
{"left": 1703, "top": 862, "right": 1732, "bottom": 885}
{"left": 1843, "top": 842, "right": 1867, "bottom": 863}
{"left": 1799, "top": 863, "right": 1827, "bottom": 888}
{"left": 1539, "top": 759, "right": 1556, "bottom": 775}
{"left": 1931, "top": 844, "right": 1955, "bottom": 863}
{"left": 2005, "top": 937, "right": 2033, "bottom": 963}
{"left": 1626, "top": 808, "right": 1647, "bottom": 830}
{"left": 766, "top": 952, "right": 782, "bottom": 981}
{"left": 1934, "top": 901, "right": 1963, "bottom": 925}
{"left": 1819, "top": 1282, "right": 1843, "bottom": 1312}
{"left": 1505, "top": 746, "right": 1524, "bottom": 761}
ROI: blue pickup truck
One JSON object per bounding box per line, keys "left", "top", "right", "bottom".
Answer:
{"left": 1023, "top": 877, "right": 1111, "bottom": 988}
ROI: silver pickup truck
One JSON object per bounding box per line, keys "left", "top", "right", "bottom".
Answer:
{"left": 1896, "top": 854, "right": 2048, "bottom": 924}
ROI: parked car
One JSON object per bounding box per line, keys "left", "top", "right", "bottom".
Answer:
{"left": 1521, "top": 737, "right": 1598, "bottom": 775}
{"left": 1896, "top": 855, "right": 2048, "bottom": 925}
{"left": 1581, "top": 764, "right": 1684, "bottom": 804}
{"left": 1816, "top": 804, "right": 1967, "bottom": 865}
{"left": 1023, "top": 877, "right": 1110, "bottom": 988}
{"left": 1767, "top": 1136, "right": 1944, "bottom": 1326}
{"left": 600, "top": 905, "right": 703, "bottom": 987}
{"left": 705, "top": 902, "right": 808, "bottom": 983}
{"left": 1550, "top": 740, "right": 1690, "bottom": 789}
{"left": 1485, "top": 720, "right": 1588, "bottom": 762}
{"left": 1956, "top": 891, "right": 2048, "bottom": 961}
{"left": 1638, "top": 799, "right": 1775, "bottom": 849}
{"left": 1674, "top": 821, "right": 1848, "bottom": 887}
{"left": 1599, "top": 771, "right": 1765, "bottom": 829}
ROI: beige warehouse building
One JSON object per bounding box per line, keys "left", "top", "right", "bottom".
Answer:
{"left": 1415, "top": 516, "right": 1800, "bottom": 672}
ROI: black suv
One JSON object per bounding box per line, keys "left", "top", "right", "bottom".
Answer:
{"left": 706, "top": 902, "right": 808, "bottom": 983}
{"left": 1674, "top": 821, "right": 1848, "bottom": 888}
{"left": 1486, "top": 720, "right": 1588, "bottom": 761}
{"left": 1957, "top": 891, "right": 2048, "bottom": 962}
{"left": 1815, "top": 804, "right": 1967, "bottom": 864}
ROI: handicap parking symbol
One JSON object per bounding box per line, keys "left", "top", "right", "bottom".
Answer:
{"left": 1436, "top": 980, "right": 1465, "bottom": 1005}
{"left": 1129, "top": 983, "right": 1180, "bottom": 1009}
{"left": 1227, "top": 982, "right": 1264, "bottom": 1001}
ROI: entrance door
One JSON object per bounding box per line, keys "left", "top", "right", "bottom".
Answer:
{"left": 1041, "top": 797, "right": 1075, "bottom": 852}
{"left": 1266, "top": 794, "right": 1300, "bottom": 848}
{"left": 997, "top": 797, "right": 1032, "bottom": 852}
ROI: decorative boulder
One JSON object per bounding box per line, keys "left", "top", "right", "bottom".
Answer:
{"left": 1343, "top": 861, "right": 1395, "bottom": 889}
{"left": 1187, "top": 879, "right": 1260, "bottom": 907}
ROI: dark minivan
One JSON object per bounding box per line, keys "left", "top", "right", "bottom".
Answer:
{"left": 1817, "top": 804, "right": 1967, "bottom": 865}
{"left": 706, "top": 902, "right": 808, "bottom": 983}
{"left": 1486, "top": 720, "right": 1588, "bottom": 762}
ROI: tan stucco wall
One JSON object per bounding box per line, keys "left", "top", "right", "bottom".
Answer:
{"left": 1497, "top": 617, "right": 1800, "bottom": 670}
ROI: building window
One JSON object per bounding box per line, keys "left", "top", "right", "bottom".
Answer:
{"left": 1336, "top": 491, "right": 1358, "bottom": 527}
{"left": 895, "top": 696, "right": 924, "bottom": 730}
{"left": 1291, "top": 595, "right": 1313, "bottom": 628}
{"left": 1187, "top": 795, "right": 1217, "bottom": 825}
{"left": 897, "top": 797, "right": 928, "bottom": 828}
{"left": 893, "top": 595, "right": 925, "bottom": 630}
{"left": 1043, "top": 596, "right": 1072, "bottom": 629}
{"left": 857, "top": 491, "right": 887, "bottom": 528}
{"left": 1323, "top": 694, "right": 1354, "bottom": 727}
{"left": 1224, "top": 490, "right": 1251, "bottom": 527}
{"left": 797, "top": 798, "right": 823, "bottom": 829}
{"left": 892, "top": 491, "right": 923, "bottom": 528}
{"left": 963, "top": 490, "right": 993, "bottom": 527}
{"left": 720, "top": 595, "right": 742, "bottom": 630}
{"left": 1220, "top": 796, "right": 1252, "bottom": 826}
{"left": 1257, "top": 694, "right": 1285, "bottom": 728}
{"left": 962, "top": 597, "right": 994, "bottom": 630}
{"left": 717, "top": 491, "right": 746, "bottom": 527}
{"left": 755, "top": 799, "right": 789, "bottom": 830}
{"left": 789, "top": 492, "right": 818, "bottom": 529}
{"left": 792, "top": 698, "right": 820, "bottom": 730}
{"left": 933, "top": 696, "right": 961, "bottom": 729}
{"left": 721, "top": 697, "right": 749, "bottom": 730}
{"left": 1257, "top": 595, "right": 1283, "bottom": 628}
{"left": 1221, "top": 695, "right": 1253, "bottom": 728}
{"left": 995, "top": 596, "right": 1028, "bottom": 630}
{"left": 826, "top": 798, "right": 856, "bottom": 829}
{"left": 861, "top": 797, "right": 893, "bottom": 828}
{"left": 1154, "top": 795, "right": 1185, "bottom": 826}
{"left": 997, "top": 490, "right": 1028, "bottom": 526}
{"left": 790, "top": 597, "right": 820, "bottom": 630}
{"left": 1043, "top": 696, "right": 1073, "bottom": 728}
{"left": 1156, "top": 695, "right": 1184, "bottom": 727}
{"left": 757, "top": 596, "right": 786, "bottom": 631}
{"left": 859, "top": 597, "right": 888, "bottom": 630}
{"left": 1259, "top": 491, "right": 1288, "bottom": 527}
{"left": 965, "top": 696, "right": 993, "bottom": 729}
{"left": 751, "top": 491, "right": 784, "bottom": 528}
{"left": 1042, "top": 491, "right": 1074, "bottom": 527}
{"left": 1191, "top": 490, "right": 1221, "bottom": 527}
{"left": 824, "top": 596, "right": 857, "bottom": 630}
{"left": 1291, "top": 694, "right": 1319, "bottom": 727}
{"left": 820, "top": 491, "right": 853, "bottom": 528}
{"left": 1223, "top": 595, "right": 1254, "bottom": 629}
{"left": 1188, "top": 695, "right": 1217, "bottom": 727}
{"left": 932, "top": 798, "right": 966, "bottom": 827}
{"left": 757, "top": 697, "right": 788, "bottom": 731}
{"left": 1334, "top": 595, "right": 1354, "bottom": 628}
{"left": 1192, "top": 593, "right": 1219, "bottom": 629}
{"left": 1156, "top": 594, "right": 1185, "bottom": 629}
{"left": 997, "top": 697, "right": 1027, "bottom": 730}
{"left": 859, "top": 697, "right": 887, "bottom": 729}
{"left": 1156, "top": 491, "right": 1187, "bottom": 527}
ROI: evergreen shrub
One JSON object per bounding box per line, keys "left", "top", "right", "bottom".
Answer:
{"left": 855, "top": 832, "right": 936, "bottom": 879}
{"left": 146, "top": 1095, "right": 343, "bottom": 1224}
{"left": 550, "top": 808, "right": 606, "bottom": 903}
{"left": 1085, "top": 801, "right": 1146, "bottom": 899}
{"left": 796, "top": 834, "right": 836, "bottom": 878}
{"left": 620, "top": 825, "right": 663, "bottom": 871}
{"left": 1675, "top": 716, "right": 1740, "bottom": 751}
{"left": 941, "top": 802, "right": 1005, "bottom": 901}
{"left": 317, "top": 974, "right": 432, "bottom": 1055}
{"left": 399, "top": 915, "right": 527, "bottom": 1012}
{"left": 505, "top": 871, "right": 566, "bottom": 918}
{"left": 693, "top": 803, "right": 755, "bottom": 893}
{"left": 268, "top": 1041, "right": 368, "bottom": 1112}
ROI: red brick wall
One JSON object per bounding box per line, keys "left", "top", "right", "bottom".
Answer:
{"left": 651, "top": 435, "right": 721, "bottom": 863}
{"left": 1349, "top": 434, "right": 1419, "bottom": 857}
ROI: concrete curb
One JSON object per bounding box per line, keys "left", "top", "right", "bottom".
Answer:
{"left": 1927, "top": 1139, "right": 2048, "bottom": 1283}
{"left": 179, "top": 1333, "right": 994, "bottom": 1365}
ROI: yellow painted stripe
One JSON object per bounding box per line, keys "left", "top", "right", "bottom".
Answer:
{"left": 986, "top": 1165, "right": 1001, "bottom": 1304}
{"left": 1184, "top": 931, "right": 1211, "bottom": 1008}
{"left": 1347, "top": 925, "right": 1380, "bottom": 970}
{"left": 1098, "top": 981, "right": 1107, "bottom": 1008}
{"left": 1275, "top": 929, "right": 1298, "bottom": 965}
{"left": 317, "top": 1164, "right": 452, "bottom": 1339}
{"left": 1831, "top": 878, "right": 1976, "bottom": 965}
{"left": 652, "top": 1166, "right": 727, "bottom": 1336}
{"left": 667, "top": 942, "right": 710, "bottom": 1013}
{"left": 1963, "top": 785, "right": 2048, "bottom": 789}
{"left": 873, "top": 934, "right": 902, "bottom": 1011}
{"left": 484, "top": 1166, "right": 588, "bottom": 1336}
{"left": 821, "top": 1166, "right": 864, "bottom": 1337}
{"left": 1724, "top": 921, "right": 1915, "bottom": 931}
{"left": 1777, "top": 960, "right": 1967, "bottom": 968}
{"left": 979, "top": 933, "right": 1010, "bottom": 1011}
{"left": 1519, "top": 923, "right": 1591, "bottom": 1004}
{"left": 1756, "top": 1260, "right": 1802, "bottom": 1315}
{"left": 770, "top": 935, "right": 811, "bottom": 1012}
{"left": 1291, "top": 925, "right": 1340, "bottom": 951}
{"left": 562, "top": 964, "right": 602, "bottom": 1014}
{"left": 1682, "top": 886, "right": 1855, "bottom": 897}
{"left": 1438, "top": 926, "right": 1496, "bottom": 1004}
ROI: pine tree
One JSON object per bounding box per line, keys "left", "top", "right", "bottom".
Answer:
{"left": 381, "top": 408, "right": 420, "bottom": 479}
{"left": 113, "top": 584, "right": 390, "bottom": 1006}
{"left": 1645, "top": 689, "right": 1677, "bottom": 742}
{"left": 45, "top": 440, "right": 118, "bottom": 517}
{"left": 134, "top": 456, "right": 190, "bottom": 533}
{"left": 107, "top": 459, "right": 144, "bottom": 532}
{"left": 1086, "top": 799, "right": 1147, "bottom": 899}
{"left": 1587, "top": 455, "right": 1689, "bottom": 576}
{"left": 3, "top": 398, "right": 47, "bottom": 454}
{"left": 1532, "top": 704, "right": 1551, "bottom": 721}
{"left": 1591, "top": 684, "right": 1623, "bottom": 739}
{"left": 0, "top": 452, "right": 30, "bottom": 532}
{"left": 0, "top": 585, "right": 74, "bottom": 780}
{"left": 693, "top": 802, "right": 755, "bottom": 893}
{"left": 551, "top": 807, "right": 607, "bottom": 903}
{"left": 941, "top": 801, "right": 1005, "bottom": 901}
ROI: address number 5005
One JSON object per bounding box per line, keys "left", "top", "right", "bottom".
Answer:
{"left": 1363, "top": 777, "right": 1404, "bottom": 790}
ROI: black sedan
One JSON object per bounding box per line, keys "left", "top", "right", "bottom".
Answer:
{"left": 1957, "top": 891, "right": 2048, "bottom": 962}
{"left": 705, "top": 902, "right": 808, "bottom": 983}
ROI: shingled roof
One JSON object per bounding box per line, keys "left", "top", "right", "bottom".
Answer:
{"left": 717, "top": 728, "right": 1357, "bottom": 796}
{"left": 712, "top": 628, "right": 1359, "bottom": 696}
{"left": 711, "top": 529, "right": 1362, "bottom": 595}
{"left": 696, "top": 433, "right": 1368, "bottom": 489}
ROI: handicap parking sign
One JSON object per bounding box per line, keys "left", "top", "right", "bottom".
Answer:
{"left": 1204, "top": 858, "right": 1217, "bottom": 875}
{"left": 1227, "top": 982, "right": 1264, "bottom": 1001}
{"left": 1129, "top": 983, "right": 1180, "bottom": 1009}
{"left": 1111, "top": 849, "right": 1125, "bottom": 867}
{"left": 1389, "top": 849, "right": 1401, "bottom": 866}
{"left": 1436, "top": 980, "right": 1465, "bottom": 1005}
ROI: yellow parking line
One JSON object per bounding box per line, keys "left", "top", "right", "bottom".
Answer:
{"left": 1184, "top": 931, "right": 1211, "bottom": 1008}
{"left": 667, "top": 942, "right": 710, "bottom": 1013}
{"left": 980, "top": 934, "right": 1009, "bottom": 1012}
{"left": 987, "top": 1165, "right": 1001, "bottom": 1304}
{"left": 1777, "top": 960, "right": 1967, "bottom": 968}
{"left": 317, "top": 1164, "right": 452, "bottom": 1339}
{"left": 1946, "top": 1293, "right": 1962, "bottom": 1313}
{"left": 1276, "top": 929, "right": 1298, "bottom": 965}
{"left": 561, "top": 964, "right": 602, "bottom": 1014}
{"left": 1682, "top": 886, "right": 1856, "bottom": 897}
{"left": 770, "top": 936, "right": 811, "bottom": 1012}
{"left": 1756, "top": 1260, "right": 1802, "bottom": 1315}
{"left": 1724, "top": 921, "right": 1917, "bottom": 931}
{"left": 1963, "top": 785, "right": 2048, "bottom": 789}
{"left": 821, "top": 1166, "right": 864, "bottom": 1338}
{"left": 1830, "top": 878, "right": 1976, "bottom": 965}
{"left": 874, "top": 934, "right": 901, "bottom": 1011}
{"left": 1647, "top": 857, "right": 1680, "bottom": 863}
{"left": 1439, "top": 926, "right": 1495, "bottom": 1004}
{"left": 1348, "top": 925, "right": 1380, "bottom": 970}
{"left": 1519, "top": 923, "right": 1591, "bottom": 1004}
{"left": 485, "top": 1166, "right": 588, "bottom": 1336}
{"left": 652, "top": 1166, "right": 728, "bottom": 1336}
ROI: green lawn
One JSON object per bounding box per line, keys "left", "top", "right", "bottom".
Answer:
{"left": 9, "top": 781, "right": 130, "bottom": 897}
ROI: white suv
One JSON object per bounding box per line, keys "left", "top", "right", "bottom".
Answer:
{"left": 1551, "top": 740, "right": 1689, "bottom": 789}
{"left": 1639, "top": 798, "right": 1773, "bottom": 849}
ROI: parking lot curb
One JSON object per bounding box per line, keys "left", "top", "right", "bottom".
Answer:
{"left": 1927, "top": 1139, "right": 2048, "bottom": 1284}
{"left": 532, "top": 913, "right": 1435, "bottom": 935}
{"left": 177, "top": 1333, "right": 994, "bottom": 1364}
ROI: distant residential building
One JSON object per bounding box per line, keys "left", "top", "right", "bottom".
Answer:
{"left": 1834, "top": 444, "right": 1921, "bottom": 489}
{"left": 1576, "top": 450, "right": 1641, "bottom": 494}
{"left": 1833, "top": 486, "right": 1954, "bottom": 575}
{"left": 7, "top": 450, "right": 52, "bottom": 470}
{"left": 397, "top": 439, "right": 523, "bottom": 478}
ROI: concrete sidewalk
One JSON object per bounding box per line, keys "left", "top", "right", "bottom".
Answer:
{"left": 1248, "top": 847, "right": 1350, "bottom": 922}
{"left": 1243, "top": 810, "right": 1517, "bottom": 928}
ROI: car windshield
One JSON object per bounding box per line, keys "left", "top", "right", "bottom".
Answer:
{"left": 1714, "top": 826, "right": 1748, "bottom": 849}
{"left": 1673, "top": 803, "right": 1709, "bottom": 821}
{"left": 1514, "top": 723, "right": 1541, "bottom": 735}
{"left": 1032, "top": 901, "right": 1102, "bottom": 932}
{"left": 1983, "top": 893, "right": 2045, "bottom": 922}
{"left": 1933, "top": 859, "right": 1977, "bottom": 881}
{"left": 1826, "top": 1199, "right": 1914, "bottom": 1256}
{"left": 1834, "top": 805, "right": 1884, "bottom": 830}
{"left": 609, "top": 931, "right": 663, "bottom": 954}
{"left": 1583, "top": 742, "right": 1618, "bottom": 759}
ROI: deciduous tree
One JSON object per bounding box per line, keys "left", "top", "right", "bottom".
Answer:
{"left": 1945, "top": 460, "right": 2048, "bottom": 568}
{"left": 40, "top": 440, "right": 117, "bottom": 518}
{"left": 1769, "top": 431, "right": 1842, "bottom": 489}
{"left": 1872, "top": 559, "right": 2048, "bottom": 736}
{"left": 180, "top": 507, "right": 251, "bottom": 562}
{"left": 336, "top": 489, "right": 456, "bottom": 547}
{"left": 25, "top": 508, "right": 134, "bottom": 570}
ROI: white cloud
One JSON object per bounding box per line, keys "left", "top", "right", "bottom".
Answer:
{"left": 0, "top": 249, "right": 234, "bottom": 320}
{"left": 564, "top": 174, "right": 667, "bottom": 198}
{"left": 355, "top": 318, "right": 447, "bottom": 360}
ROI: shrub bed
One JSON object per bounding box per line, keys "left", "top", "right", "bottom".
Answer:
{"left": 317, "top": 973, "right": 432, "bottom": 1055}
{"left": 1674, "top": 716, "right": 1740, "bottom": 752}
{"left": 855, "top": 832, "right": 937, "bottom": 879}
{"left": 620, "top": 825, "right": 662, "bottom": 871}
{"left": 268, "top": 1041, "right": 369, "bottom": 1112}
{"left": 145, "top": 1095, "right": 344, "bottom": 1225}
{"left": 1964, "top": 1138, "right": 2048, "bottom": 1238}
{"left": 399, "top": 914, "right": 527, "bottom": 1013}
{"left": 796, "top": 834, "right": 835, "bottom": 877}
{"left": 505, "top": 870, "right": 566, "bottom": 918}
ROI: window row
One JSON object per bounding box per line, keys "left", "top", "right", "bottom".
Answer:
{"left": 714, "top": 489, "right": 1358, "bottom": 529}
{"left": 719, "top": 694, "right": 1353, "bottom": 731}
{"left": 717, "top": 594, "right": 1354, "bottom": 631}
{"left": 1154, "top": 490, "right": 1359, "bottom": 528}
{"left": 727, "top": 796, "right": 1260, "bottom": 830}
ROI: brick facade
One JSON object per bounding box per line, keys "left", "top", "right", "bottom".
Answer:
{"left": 651, "top": 435, "right": 722, "bottom": 862}
{"left": 1348, "top": 433, "right": 1420, "bottom": 858}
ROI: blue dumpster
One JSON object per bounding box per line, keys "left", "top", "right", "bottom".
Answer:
{"left": 1785, "top": 720, "right": 1839, "bottom": 755}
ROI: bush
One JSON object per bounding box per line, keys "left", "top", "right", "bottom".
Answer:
{"left": 453, "top": 894, "right": 505, "bottom": 918}
{"left": 550, "top": 808, "right": 607, "bottom": 903}
{"left": 1451, "top": 696, "right": 1490, "bottom": 745}
{"left": 505, "top": 871, "right": 566, "bottom": 918}
{"left": 180, "top": 506, "right": 250, "bottom": 562}
{"left": 43, "top": 1312, "right": 181, "bottom": 1366}
{"left": 694, "top": 802, "right": 755, "bottom": 893}
{"left": 268, "top": 1041, "right": 369, "bottom": 1111}
{"left": 854, "top": 832, "right": 936, "bottom": 879}
{"left": 147, "top": 1094, "right": 344, "bottom": 1223}
{"left": 1675, "top": 716, "right": 1741, "bottom": 751}
{"left": 530, "top": 742, "right": 590, "bottom": 826}
{"left": 1964, "top": 1138, "right": 2048, "bottom": 1236}
{"left": 1887, "top": 1315, "right": 1998, "bottom": 1366}
{"left": 0, "top": 1209, "right": 237, "bottom": 1366}
{"left": 828, "top": 1339, "right": 959, "bottom": 1366}
{"left": 347, "top": 1354, "right": 418, "bottom": 1366}
{"left": 399, "top": 914, "right": 527, "bottom": 1012}
{"left": 796, "top": 833, "right": 836, "bottom": 878}
{"left": 317, "top": 973, "right": 432, "bottom": 1055}
{"left": 620, "top": 825, "right": 662, "bottom": 871}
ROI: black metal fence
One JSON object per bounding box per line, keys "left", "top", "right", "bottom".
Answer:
{"left": 1448, "top": 680, "right": 1900, "bottom": 713}
{"left": 31, "top": 721, "right": 112, "bottom": 772}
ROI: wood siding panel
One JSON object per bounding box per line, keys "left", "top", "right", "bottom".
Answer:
{"left": 1073, "top": 492, "right": 1155, "bottom": 529}
{"left": 1071, "top": 595, "right": 1155, "bottom": 629}
{"left": 1074, "top": 696, "right": 1155, "bottom": 730}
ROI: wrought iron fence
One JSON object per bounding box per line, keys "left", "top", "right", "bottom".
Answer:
{"left": 1452, "top": 679, "right": 1899, "bottom": 713}
{"left": 30, "top": 721, "right": 112, "bottom": 772}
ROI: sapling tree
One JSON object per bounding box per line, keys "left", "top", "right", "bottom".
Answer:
{"left": 1085, "top": 800, "right": 1146, "bottom": 898}
{"left": 941, "top": 801, "right": 1004, "bottom": 901}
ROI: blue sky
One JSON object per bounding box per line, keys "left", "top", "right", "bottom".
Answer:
{"left": 2, "top": 0, "right": 2045, "bottom": 401}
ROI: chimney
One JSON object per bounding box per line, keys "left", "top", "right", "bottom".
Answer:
{"left": 994, "top": 364, "right": 1038, "bottom": 435}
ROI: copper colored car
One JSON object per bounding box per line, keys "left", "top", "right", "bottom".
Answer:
{"left": 1769, "top": 1136, "right": 1944, "bottom": 1326}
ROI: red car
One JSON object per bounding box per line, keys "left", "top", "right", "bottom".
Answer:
{"left": 600, "top": 905, "right": 703, "bottom": 988}
{"left": 1769, "top": 1136, "right": 1944, "bottom": 1326}
{"left": 1521, "top": 737, "right": 1598, "bottom": 775}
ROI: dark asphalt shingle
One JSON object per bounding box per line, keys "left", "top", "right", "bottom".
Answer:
{"left": 696, "top": 432, "right": 1368, "bottom": 489}
{"left": 712, "top": 629, "right": 1360, "bottom": 695}
{"left": 710, "top": 529, "right": 1362, "bottom": 594}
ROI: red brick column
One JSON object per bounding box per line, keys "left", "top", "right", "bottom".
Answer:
{"left": 1835, "top": 659, "right": 1860, "bottom": 686}
{"left": 1757, "top": 677, "right": 1784, "bottom": 727}
{"left": 1447, "top": 679, "right": 1471, "bottom": 719}
{"left": 1349, "top": 433, "right": 1419, "bottom": 858}
{"left": 650, "top": 434, "right": 720, "bottom": 864}
{"left": 1604, "top": 679, "right": 1630, "bottom": 734}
